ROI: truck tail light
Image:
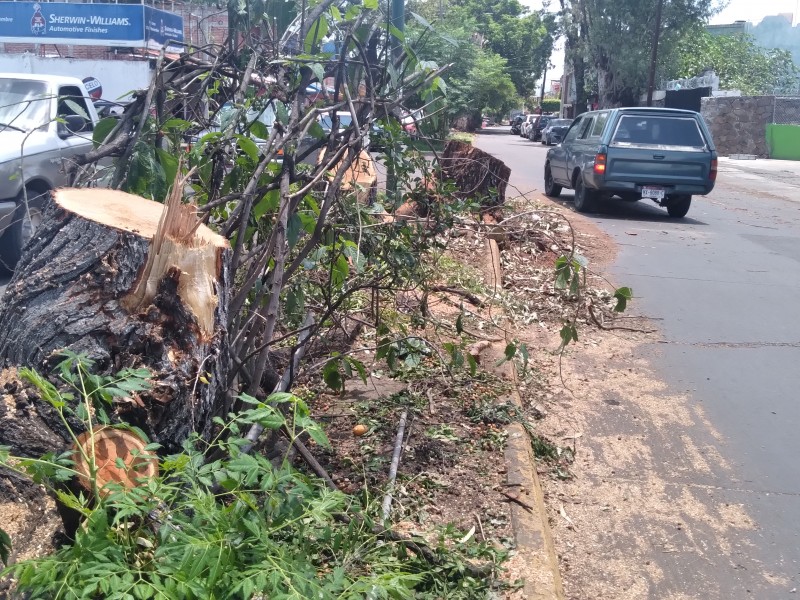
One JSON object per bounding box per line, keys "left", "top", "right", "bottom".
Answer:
{"left": 593, "top": 153, "right": 607, "bottom": 175}
{"left": 710, "top": 158, "right": 718, "bottom": 181}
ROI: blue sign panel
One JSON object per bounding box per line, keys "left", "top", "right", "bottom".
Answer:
{"left": 0, "top": 2, "right": 183, "bottom": 48}
{"left": 144, "top": 6, "right": 184, "bottom": 51}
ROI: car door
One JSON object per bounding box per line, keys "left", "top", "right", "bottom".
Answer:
{"left": 567, "top": 114, "right": 599, "bottom": 184}
{"left": 54, "top": 85, "right": 95, "bottom": 186}
{"left": 550, "top": 115, "right": 586, "bottom": 184}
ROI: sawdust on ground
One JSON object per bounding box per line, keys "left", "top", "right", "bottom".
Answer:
{"left": 512, "top": 199, "right": 783, "bottom": 599}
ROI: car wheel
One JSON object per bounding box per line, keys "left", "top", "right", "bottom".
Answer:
{"left": 544, "top": 163, "right": 562, "bottom": 198}
{"left": 666, "top": 194, "right": 692, "bottom": 218}
{"left": 573, "top": 177, "right": 597, "bottom": 213}
{"left": 0, "top": 187, "right": 47, "bottom": 272}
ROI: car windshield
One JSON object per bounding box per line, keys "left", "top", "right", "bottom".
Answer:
{"left": 549, "top": 119, "right": 572, "bottom": 128}
{"left": 0, "top": 79, "right": 51, "bottom": 131}
{"left": 611, "top": 115, "right": 706, "bottom": 149}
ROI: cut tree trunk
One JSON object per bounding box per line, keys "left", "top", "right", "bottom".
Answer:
{"left": 439, "top": 141, "right": 511, "bottom": 216}
{"left": 0, "top": 187, "right": 231, "bottom": 456}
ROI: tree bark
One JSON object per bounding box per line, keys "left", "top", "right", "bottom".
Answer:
{"left": 0, "top": 188, "right": 231, "bottom": 454}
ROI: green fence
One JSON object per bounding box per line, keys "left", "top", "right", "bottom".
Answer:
{"left": 766, "top": 124, "right": 800, "bottom": 160}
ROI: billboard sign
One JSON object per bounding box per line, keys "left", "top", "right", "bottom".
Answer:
{"left": 144, "top": 6, "right": 184, "bottom": 52}
{"left": 0, "top": 2, "right": 183, "bottom": 49}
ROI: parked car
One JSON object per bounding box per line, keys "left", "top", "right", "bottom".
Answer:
{"left": 540, "top": 118, "right": 573, "bottom": 145}
{"left": 528, "top": 114, "right": 554, "bottom": 141}
{"left": 520, "top": 114, "right": 538, "bottom": 138}
{"left": 543, "top": 107, "right": 717, "bottom": 218}
{"left": 319, "top": 111, "right": 371, "bottom": 148}
{"left": 510, "top": 114, "right": 525, "bottom": 135}
{"left": 92, "top": 99, "right": 130, "bottom": 119}
{"left": 0, "top": 73, "right": 102, "bottom": 269}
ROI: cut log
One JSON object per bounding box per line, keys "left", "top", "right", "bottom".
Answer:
{"left": 0, "top": 186, "right": 231, "bottom": 455}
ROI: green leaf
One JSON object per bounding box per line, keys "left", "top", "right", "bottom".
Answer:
{"left": 559, "top": 324, "right": 578, "bottom": 349}
{"left": 92, "top": 117, "right": 117, "bottom": 148}
{"left": 156, "top": 147, "right": 179, "bottom": 189}
{"left": 304, "top": 17, "right": 329, "bottom": 53}
{"left": 465, "top": 353, "right": 478, "bottom": 377}
{"left": 253, "top": 189, "right": 279, "bottom": 220}
{"left": 322, "top": 360, "right": 343, "bottom": 392}
{"left": 276, "top": 102, "right": 289, "bottom": 126}
{"left": 388, "top": 24, "right": 405, "bottom": 41}
{"left": 162, "top": 118, "right": 192, "bottom": 132}
{"left": 287, "top": 212, "right": 302, "bottom": 248}
{"left": 363, "top": 0, "right": 378, "bottom": 9}
{"left": 409, "top": 11, "right": 431, "bottom": 28}
{"left": 310, "top": 63, "right": 326, "bottom": 82}
{"left": 64, "top": 98, "right": 89, "bottom": 120}
{"left": 613, "top": 287, "right": 633, "bottom": 312}
{"left": 0, "top": 527, "right": 10, "bottom": 566}
{"left": 345, "top": 357, "right": 368, "bottom": 384}
{"left": 249, "top": 119, "right": 270, "bottom": 141}
{"left": 235, "top": 134, "right": 260, "bottom": 163}
{"left": 504, "top": 342, "right": 516, "bottom": 361}
{"left": 308, "top": 121, "right": 326, "bottom": 140}
{"left": 455, "top": 313, "right": 464, "bottom": 335}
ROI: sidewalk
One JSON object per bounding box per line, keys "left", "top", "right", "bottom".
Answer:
{"left": 718, "top": 155, "right": 800, "bottom": 179}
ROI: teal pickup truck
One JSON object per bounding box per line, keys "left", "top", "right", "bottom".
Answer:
{"left": 543, "top": 107, "right": 717, "bottom": 218}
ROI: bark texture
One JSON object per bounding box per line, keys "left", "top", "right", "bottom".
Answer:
{"left": 0, "top": 189, "right": 231, "bottom": 455}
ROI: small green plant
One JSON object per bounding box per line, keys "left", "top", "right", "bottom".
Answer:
{"left": 0, "top": 360, "right": 510, "bottom": 599}
{"left": 0, "top": 528, "right": 10, "bottom": 567}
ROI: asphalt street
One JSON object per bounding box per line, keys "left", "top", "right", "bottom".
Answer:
{"left": 477, "top": 126, "right": 800, "bottom": 596}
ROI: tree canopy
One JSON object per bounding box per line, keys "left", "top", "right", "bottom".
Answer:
{"left": 409, "top": 0, "right": 558, "bottom": 123}
{"left": 671, "top": 29, "right": 799, "bottom": 95}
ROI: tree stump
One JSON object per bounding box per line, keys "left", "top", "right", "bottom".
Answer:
{"left": 439, "top": 140, "right": 511, "bottom": 215}
{"left": 0, "top": 187, "right": 231, "bottom": 455}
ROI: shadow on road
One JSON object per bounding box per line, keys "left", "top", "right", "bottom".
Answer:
{"left": 545, "top": 193, "right": 710, "bottom": 226}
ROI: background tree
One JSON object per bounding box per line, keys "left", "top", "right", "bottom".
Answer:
{"left": 670, "top": 29, "right": 800, "bottom": 95}
{"left": 410, "top": 0, "right": 558, "bottom": 99}
{"left": 558, "top": 0, "right": 718, "bottom": 108}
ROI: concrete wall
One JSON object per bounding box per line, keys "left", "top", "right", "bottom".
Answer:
{"left": 0, "top": 54, "right": 151, "bottom": 101}
{"left": 700, "top": 96, "right": 774, "bottom": 157}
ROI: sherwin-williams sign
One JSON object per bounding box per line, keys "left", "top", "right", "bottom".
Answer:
{"left": 0, "top": 2, "right": 183, "bottom": 49}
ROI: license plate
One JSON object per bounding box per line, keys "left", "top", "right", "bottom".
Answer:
{"left": 641, "top": 186, "right": 665, "bottom": 200}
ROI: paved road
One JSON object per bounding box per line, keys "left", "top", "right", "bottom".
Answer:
{"left": 477, "top": 126, "right": 800, "bottom": 596}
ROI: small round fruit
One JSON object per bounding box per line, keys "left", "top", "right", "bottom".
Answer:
{"left": 352, "top": 424, "right": 368, "bottom": 436}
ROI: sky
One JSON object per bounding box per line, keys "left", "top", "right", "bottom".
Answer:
{"left": 521, "top": 0, "right": 800, "bottom": 84}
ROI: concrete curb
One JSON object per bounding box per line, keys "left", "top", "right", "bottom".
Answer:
{"left": 484, "top": 236, "right": 564, "bottom": 599}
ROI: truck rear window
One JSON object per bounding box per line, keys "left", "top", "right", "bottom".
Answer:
{"left": 611, "top": 115, "right": 707, "bottom": 150}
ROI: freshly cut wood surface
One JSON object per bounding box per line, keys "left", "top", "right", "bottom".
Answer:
{"left": 72, "top": 427, "right": 158, "bottom": 494}
{"left": 54, "top": 188, "right": 227, "bottom": 248}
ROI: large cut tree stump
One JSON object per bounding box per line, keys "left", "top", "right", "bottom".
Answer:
{"left": 439, "top": 140, "right": 511, "bottom": 214}
{"left": 0, "top": 187, "right": 231, "bottom": 455}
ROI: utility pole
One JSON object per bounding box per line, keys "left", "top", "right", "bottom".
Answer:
{"left": 387, "top": 0, "right": 405, "bottom": 203}
{"left": 646, "top": 0, "right": 664, "bottom": 107}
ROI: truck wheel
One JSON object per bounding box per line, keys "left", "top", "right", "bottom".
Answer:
{"left": 544, "top": 163, "right": 562, "bottom": 198}
{"left": 0, "top": 188, "right": 46, "bottom": 271}
{"left": 573, "top": 177, "right": 598, "bottom": 213}
{"left": 666, "top": 195, "right": 692, "bottom": 218}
